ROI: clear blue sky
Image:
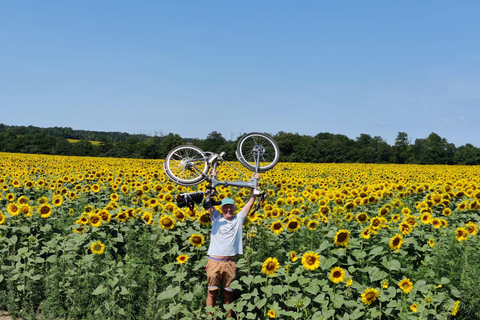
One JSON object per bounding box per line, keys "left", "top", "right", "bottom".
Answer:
{"left": 1, "top": 1, "right": 479, "bottom": 147}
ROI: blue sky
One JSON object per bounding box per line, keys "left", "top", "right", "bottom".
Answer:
{"left": 1, "top": 1, "right": 479, "bottom": 147}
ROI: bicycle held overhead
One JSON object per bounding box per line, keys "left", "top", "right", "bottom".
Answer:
{"left": 163, "top": 132, "right": 280, "bottom": 212}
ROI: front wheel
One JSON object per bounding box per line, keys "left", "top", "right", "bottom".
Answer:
{"left": 164, "top": 145, "right": 208, "bottom": 186}
{"left": 236, "top": 132, "right": 280, "bottom": 172}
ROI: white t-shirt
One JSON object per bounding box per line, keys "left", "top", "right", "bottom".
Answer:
{"left": 207, "top": 208, "right": 247, "bottom": 257}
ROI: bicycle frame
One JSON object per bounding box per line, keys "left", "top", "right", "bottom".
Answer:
{"left": 204, "top": 150, "right": 261, "bottom": 190}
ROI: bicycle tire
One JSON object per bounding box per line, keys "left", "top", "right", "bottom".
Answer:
{"left": 236, "top": 132, "right": 280, "bottom": 172}
{"left": 164, "top": 145, "right": 208, "bottom": 186}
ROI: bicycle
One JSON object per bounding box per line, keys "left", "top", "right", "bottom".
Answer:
{"left": 163, "top": 132, "right": 280, "bottom": 212}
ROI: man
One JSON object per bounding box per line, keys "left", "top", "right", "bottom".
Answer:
{"left": 204, "top": 170, "right": 260, "bottom": 316}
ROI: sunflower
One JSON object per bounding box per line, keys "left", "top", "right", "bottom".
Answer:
{"left": 173, "top": 209, "right": 186, "bottom": 222}
{"left": 91, "top": 241, "right": 105, "bottom": 255}
{"left": 176, "top": 254, "right": 189, "bottom": 265}
{"left": 382, "top": 280, "right": 388, "bottom": 289}
{"left": 267, "top": 310, "right": 276, "bottom": 318}
{"left": 452, "top": 300, "right": 460, "bottom": 316}
{"left": 7, "top": 203, "right": 20, "bottom": 216}
{"left": 465, "top": 221, "right": 478, "bottom": 235}
{"left": 110, "top": 193, "right": 119, "bottom": 202}
{"left": 18, "top": 196, "right": 29, "bottom": 205}
{"left": 0, "top": 213, "right": 6, "bottom": 225}
{"left": 410, "top": 303, "right": 418, "bottom": 313}
{"left": 329, "top": 267, "right": 346, "bottom": 283}
{"left": 455, "top": 227, "right": 469, "bottom": 242}
{"left": 159, "top": 215, "right": 175, "bottom": 230}
{"left": 198, "top": 212, "right": 211, "bottom": 225}
{"left": 116, "top": 211, "right": 128, "bottom": 222}
{"left": 389, "top": 234, "right": 404, "bottom": 251}
{"left": 301, "top": 251, "right": 320, "bottom": 271}
{"left": 189, "top": 234, "right": 205, "bottom": 247}
{"left": 286, "top": 218, "right": 301, "bottom": 232}
{"left": 88, "top": 215, "right": 102, "bottom": 228}
{"left": 334, "top": 229, "right": 350, "bottom": 247}
{"left": 399, "top": 222, "right": 413, "bottom": 235}
{"left": 361, "top": 227, "right": 371, "bottom": 239}
{"left": 36, "top": 204, "right": 52, "bottom": 218}
{"left": 398, "top": 278, "right": 414, "bottom": 294}
{"left": 262, "top": 257, "right": 280, "bottom": 276}
{"left": 290, "top": 251, "right": 298, "bottom": 262}
{"left": 141, "top": 212, "right": 153, "bottom": 225}
{"left": 428, "top": 238, "right": 435, "bottom": 248}
{"left": 345, "top": 278, "right": 353, "bottom": 287}
{"left": 52, "top": 194, "right": 63, "bottom": 207}
{"left": 361, "top": 287, "right": 379, "bottom": 305}
{"left": 99, "top": 210, "right": 112, "bottom": 222}
{"left": 271, "top": 221, "right": 284, "bottom": 235}
{"left": 307, "top": 220, "right": 319, "bottom": 231}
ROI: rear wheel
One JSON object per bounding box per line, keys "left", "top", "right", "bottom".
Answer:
{"left": 236, "top": 132, "right": 280, "bottom": 172}
{"left": 164, "top": 145, "right": 208, "bottom": 186}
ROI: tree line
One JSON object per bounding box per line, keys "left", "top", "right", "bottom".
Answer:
{"left": 0, "top": 123, "right": 479, "bottom": 165}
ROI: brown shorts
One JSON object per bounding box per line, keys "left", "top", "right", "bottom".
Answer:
{"left": 206, "top": 258, "right": 237, "bottom": 291}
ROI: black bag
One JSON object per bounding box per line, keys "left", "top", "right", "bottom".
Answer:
{"left": 176, "top": 192, "right": 204, "bottom": 210}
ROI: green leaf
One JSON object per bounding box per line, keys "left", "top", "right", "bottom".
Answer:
{"left": 382, "top": 259, "right": 401, "bottom": 271}
{"left": 17, "top": 284, "right": 25, "bottom": 291}
{"left": 369, "top": 246, "right": 384, "bottom": 256}
{"left": 182, "top": 292, "right": 193, "bottom": 302}
{"left": 245, "top": 312, "right": 256, "bottom": 319}
{"left": 440, "top": 277, "right": 450, "bottom": 285}
{"left": 256, "top": 298, "right": 267, "bottom": 309}
{"left": 157, "top": 285, "right": 180, "bottom": 300}
{"left": 368, "top": 267, "right": 388, "bottom": 282}
{"left": 92, "top": 284, "right": 108, "bottom": 295}
{"left": 322, "top": 257, "right": 338, "bottom": 270}
{"left": 120, "top": 286, "right": 129, "bottom": 295}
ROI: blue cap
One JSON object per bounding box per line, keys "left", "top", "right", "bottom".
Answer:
{"left": 221, "top": 198, "right": 235, "bottom": 207}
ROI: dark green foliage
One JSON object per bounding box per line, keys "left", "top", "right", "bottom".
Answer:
{"left": 1, "top": 123, "right": 480, "bottom": 164}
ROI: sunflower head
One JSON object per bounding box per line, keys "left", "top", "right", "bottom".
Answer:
{"left": 176, "top": 254, "right": 189, "bottom": 265}
{"left": 398, "top": 278, "right": 413, "bottom": 294}
{"left": 262, "top": 257, "right": 280, "bottom": 276}
{"left": 301, "top": 251, "right": 320, "bottom": 271}
{"left": 189, "top": 234, "right": 205, "bottom": 247}
{"left": 329, "top": 267, "right": 346, "bottom": 284}
{"left": 334, "top": 229, "right": 350, "bottom": 247}
{"left": 361, "top": 287, "right": 379, "bottom": 305}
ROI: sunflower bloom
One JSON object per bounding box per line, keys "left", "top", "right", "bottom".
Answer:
{"left": 176, "top": 254, "right": 189, "bottom": 264}
{"left": 345, "top": 278, "right": 353, "bottom": 287}
{"left": 0, "top": 213, "right": 6, "bottom": 225}
{"left": 289, "top": 251, "right": 298, "bottom": 262}
{"left": 334, "top": 229, "right": 350, "bottom": 247}
{"left": 410, "top": 303, "right": 418, "bottom": 313}
{"left": 267, "top": 310, "right": 276, "bottom": 318}
{"left": 398, "top": 278, "right": 413, "bottom": 294}
{"left": 189, "top": 234, "right": 205, "bottom": 247}
{"left": 361, "top": 287, "right": 379, "bottom": 305}
{"left": 329, "top": 267, "right": 346, "bottom": 283}
{"left": 302, "top": 251, "right": 320, "bottom": 271}
{"left": 452, "top": 300, "right": 460, "bottom": 316}
{"left": 159, "top": 215, "right": 175, "bottom": 230}
{"left": 91, "top": 241, "right": 105, "bottom": 255}
{"left": 455, "top": 227, "right": 469, "bottom": 242}
{"left": 88, "top": 215, "right": 102, "bottom": 228}
{"left": 389, "top": 234, "right": 404, "bottom": 251}
{"left": 271, "top": 221, "right": 284, "bottom": 235}
{"left": 262, "top": 257, "right": 280, "bottom": 276}
{"left": 38, "top": 204, "right": 53, "bottom": 219}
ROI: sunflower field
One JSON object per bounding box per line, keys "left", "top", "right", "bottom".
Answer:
{"left": 1, "top": 152, "right": 480, "bottom": 320}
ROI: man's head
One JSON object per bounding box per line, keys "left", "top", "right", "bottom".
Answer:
{"left": 221, "top": 198, "right": 235, "bottom": 220}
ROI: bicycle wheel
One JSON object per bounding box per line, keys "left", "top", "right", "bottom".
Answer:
{"left": 236, "top": 132, "right": 280, "bottom": 172}
{"left": 164, "top": 145, "right": 208, "bottom": 186}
